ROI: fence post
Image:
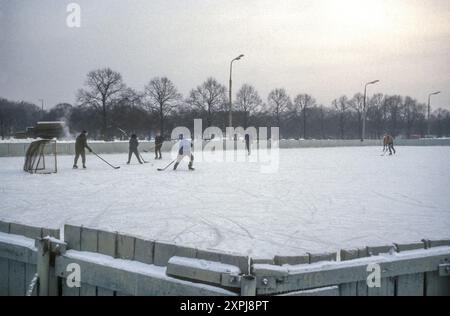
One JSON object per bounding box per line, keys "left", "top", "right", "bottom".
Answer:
{"left": 240, "top": 275, "right": 256, "bottom": 296}
{"left": 36, "top": 238, "right": 50, "bottom": 296}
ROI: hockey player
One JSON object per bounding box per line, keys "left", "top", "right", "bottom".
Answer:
{"left": 73, "top": 130, "right": 92, "bottom": 169}
{"left": 383, "top": 133, "right": 396, "bottom": 155}
{"left": 245, "top": 133, "right": 251, "bottom": 155}
{"left": 127, "top": 134, "right": 143, "bottom": 164}
{"left": 155, "top": 131, "right": 163, "bottom": 160}
{"left": 173, "top": 134, "right": 194, "bottom": 171}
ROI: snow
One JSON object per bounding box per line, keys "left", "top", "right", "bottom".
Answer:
{"left": 253, "top": 246, "right": 450, "bottom": 274}
{"left": 0, "top": 231, "right": 36, "bottom": 251}
{"left": 0, "top": 146, "right": 449, "bottom": 258}
{"left": 168, "top": 256, "right": 242, "bottom": 274}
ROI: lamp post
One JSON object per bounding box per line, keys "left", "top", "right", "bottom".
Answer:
{"left": 38, "top": 99, "right": 45, "bottom": 120}
{"left": 427, "top": 91, "right": 441, "bottom": 136}
{"left": 39, "top": 99, "right": 44, "bottom": 112}
{"left": 361, "top": 80, "right": 379, "bottom": 141}
{"left": 229, "top": 54, "right": 244, "bottom": 128}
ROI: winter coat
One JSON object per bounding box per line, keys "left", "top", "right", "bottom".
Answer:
{"left": 129, "top": 138, "right": 139, "bottom": 151}
{"left": 155, "top": 136, "right": 163, "bottom": 146}
{"left": 75, "top": 133, "right": 91, "bottom": 153}
{"left": 383, "top": 135, "right": 394, "bottom": 146}
{"left": 178, "top": 139, "right": 192, "bottom": 155}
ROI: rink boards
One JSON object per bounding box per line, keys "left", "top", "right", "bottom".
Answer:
{"left": 1, "top": 138, "right": 450, "bottom": 157}
{"left": 0, "top": 219, "right": 449, "bottom": 296}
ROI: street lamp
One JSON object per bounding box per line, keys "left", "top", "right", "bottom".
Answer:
{"left": 427, "top": 91, "right": 441, "bottom": 136}
{"left": 38, "top": 99, "right": 44, "bottom": 112}
{"left": 361, "top": 80, "right": 380, "bottom": 142}
{"left": 229, "top": 54, "right": 244, "bottom": 128}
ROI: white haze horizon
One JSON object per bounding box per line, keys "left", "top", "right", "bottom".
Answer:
{"left": 0, "top": 0, "right": 449, "bottom": 110}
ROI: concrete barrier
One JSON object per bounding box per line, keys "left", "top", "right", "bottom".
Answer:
{"left": 0, "top": 144, "right": 8, "bottom": 157}
{"left": 2, "top": 138, "right": 450, "bottom": 157}
{"left": 7, "top": 143, "right": 28, "bottom": 156}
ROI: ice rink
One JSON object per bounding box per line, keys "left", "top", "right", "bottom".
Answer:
{"left": 0, "top": 146, "right": 449, "bottom": 257}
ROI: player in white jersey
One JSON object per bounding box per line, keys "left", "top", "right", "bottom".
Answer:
{"left": 174, "top": 134, "right": 194, "bottom": 171}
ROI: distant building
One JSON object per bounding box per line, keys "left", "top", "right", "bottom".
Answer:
{"left": 15, "top": 121, "right": 64, "bottom": 139}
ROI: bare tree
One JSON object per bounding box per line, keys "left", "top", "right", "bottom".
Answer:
{"left": 333, "top": 95, "right": 349, "bottom": 139}
{"left": 385, "top": 95, "right": 402, "bottom": 137}
{"left": 119, "top": 88, "right": 143, "bottom": 108}
{"left": 349, "top": 93, "right": 365, "bottom": 139}
{"left": 267, "top": 89, "right": 291, "bottom": 132}
{"left": 235, "top": 84, "right": 262, "bottom": 128}
{"left": 366, "top": 93, "right": 385, "bottom": 138}
{"left": 293, "top": 94, "right": 316, "bottom": 139}
{"left": 319, "top": 105, "right": 327, "bottom": 139}
{"left": 0, "top": 99, "right": 5, "bottom": 140}
{"left": 401, "top": 97, "right": 426, "bottom": 139}
{"left": 144, "top": 77, "right": 182, "bottom": 138}
{"left": 77, "top": 68, "right": 126, "bottom": 140}
{"left": 187, "top": 77, "right": 227, "bottom": 127}
{"left": 433, "top": 108, "right": 450, "bottom": 137}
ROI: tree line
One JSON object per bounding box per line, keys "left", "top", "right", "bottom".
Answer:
{"left": 1, "top": 67, "right": 449, "bottom": 140}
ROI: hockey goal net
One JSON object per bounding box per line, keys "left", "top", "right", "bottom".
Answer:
{"left": 23, "top": 140, "right": 57, "bottom": 174}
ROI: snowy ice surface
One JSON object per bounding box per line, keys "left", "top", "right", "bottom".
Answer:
{"left": 0, "top": 147, "right": 449, "bottom": 258}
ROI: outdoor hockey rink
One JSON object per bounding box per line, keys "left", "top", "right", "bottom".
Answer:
{"left": 0, "top": 146, "right": 449, "bottom": 257}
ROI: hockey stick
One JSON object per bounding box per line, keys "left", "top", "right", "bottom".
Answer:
{"left": 139, "top": 153, "right": 150, "bottom": 164}
{"left": 157, "top": 159, "right": 176, "bottom": 171}
{"left": 117, "top": 127, "right": 130, "bottom": 138}
{"left": 91, "top": 150, "right": 120, "bottom": 169}
{"left": 117, "top": 127, "right": 151, "bottom": 163}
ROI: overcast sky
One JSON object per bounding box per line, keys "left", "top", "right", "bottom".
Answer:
{"left": 0, "top": 0, "right": 449, "bottom": 109}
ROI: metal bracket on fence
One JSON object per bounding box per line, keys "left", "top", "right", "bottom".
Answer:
{"left": 220, "top": 273, "right": 242, "bottom": 288}
{"left": 240, "top": 275, "right": 257, "bottom": 296}
{"left": 35, "top": 237, "right": 67, "bottom": 296}
{"left": 36, "top": 238, "right": 50, "bottom": 296}
{"left": 438, "top": 264, "right": 450, "bottom": 277}
{"left": 49, "top": 238, "right": 67, "bottom": 255}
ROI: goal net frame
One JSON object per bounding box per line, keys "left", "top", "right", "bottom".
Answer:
{"left": 23, "top": 139, "right": 58, "bottom": 174}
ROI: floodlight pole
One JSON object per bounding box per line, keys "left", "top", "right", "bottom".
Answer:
{"left": 229, "top": 54, "right": 244, "bottom": 130}
{"left": 361, "top": 80, "right": 380, "bottom": 142}
{"left": 427, "top": 91, "right": 441, "bottom": 136}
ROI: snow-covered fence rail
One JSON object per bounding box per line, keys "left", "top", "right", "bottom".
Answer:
{"left": 59, "top": 224, "right": 249, "bottom": 296}
{"left": 1, "top": 220, "right": 449, "bottom": 296}
{"left": 1, "top": 138, "right": 450, "bottom": 157}
{"left": 253, "top": 241, "right": 450, "bottom": 296}
{"left": 0, "top": 220, "right": 60, "bottom": 296}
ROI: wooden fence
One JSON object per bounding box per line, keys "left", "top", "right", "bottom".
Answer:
{"left": 0, "top": 220, "right": 60, "bottom": 296}
{"left": 0, "top": 219, "right": 449, "bottom": 296}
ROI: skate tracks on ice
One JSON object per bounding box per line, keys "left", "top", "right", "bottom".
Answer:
{"left": 0, "top": 146, "right": 449, "bottom": 257}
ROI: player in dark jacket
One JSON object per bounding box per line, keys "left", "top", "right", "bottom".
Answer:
{"left": 383, "top": 133, "right": 396, "bottom": 155}
{"left": 154, "top": 132, "right": 163, "bottom": 160}
{"left": 73, "top": 130, "right": 92, "bottom": 169}
{"left": 127, "top": 134, "right": 143, "bottom": 164}
{"left": 245, "top": 133, "right": 251, "bottom": 155}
